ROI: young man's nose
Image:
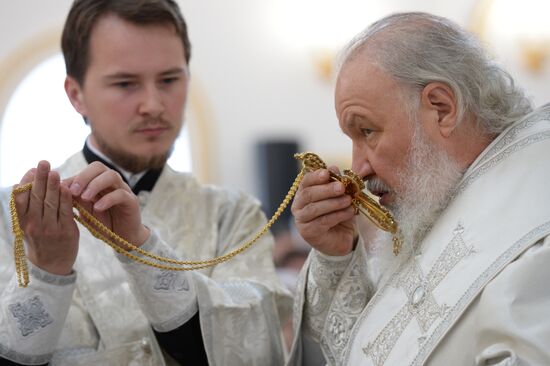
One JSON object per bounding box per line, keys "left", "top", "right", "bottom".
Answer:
{"left": 138, "top": 85, "right": 165, "bottom": 117}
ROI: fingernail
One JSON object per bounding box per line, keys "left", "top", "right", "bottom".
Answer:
{"left": 334, "top": 183, "right": 344, "bottom": 194}
{"left": 81, "top": 189, "right": 92, "bottom": 200}
{"left": 70, "top": 183, "right": 81, "bottom": 195}
{"left": 94, "top": 202, "right": 104, "bottom": 210}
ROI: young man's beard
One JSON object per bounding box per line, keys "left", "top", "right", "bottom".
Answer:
{"left": 95, "top": 136, "right": 173, "bottom": 173}
{"left": 364, "top": 123, "right": 465, "bottom": 287}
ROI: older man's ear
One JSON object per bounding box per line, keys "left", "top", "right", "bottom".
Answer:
{"left": 420, "top": 82, "right": 458, "bottom": 138}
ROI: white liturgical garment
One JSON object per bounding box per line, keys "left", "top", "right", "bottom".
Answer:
{"left": 287, "top": 103, "right": 550, "bottom": 366}
{"left": 0, "top": 153, "right": 292, "bottom": 365}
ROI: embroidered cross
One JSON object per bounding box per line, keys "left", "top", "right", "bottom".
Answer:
{"left": 363, "top": 223, "right": 474, "bottom": 366}
{"left": 153, "top": 270, "right": 190, "bottom": 292}
{"left": 9, "top": 296, "right": 53, "bottom": 337}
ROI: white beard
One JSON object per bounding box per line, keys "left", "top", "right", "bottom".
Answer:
{"left": 363, "top": 125, "right": 464, "bottom": 287}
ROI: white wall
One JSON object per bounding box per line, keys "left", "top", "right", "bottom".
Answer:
{"left": 1, "top": 0, "right": 548, "bottom": 199}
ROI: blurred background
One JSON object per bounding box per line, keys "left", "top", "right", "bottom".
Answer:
{"left": 1, "top": 0, "right": 549, "bottom": 347}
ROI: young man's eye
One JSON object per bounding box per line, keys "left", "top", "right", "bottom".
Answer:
{"left": 161, "top": 77, "right": 179, "bottom": 85}
{"left": 114, "top": 81, "right": 134, "bottom": 88}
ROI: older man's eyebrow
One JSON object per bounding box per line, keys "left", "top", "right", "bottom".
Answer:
{"left": 344, "top": 116, "right": 369, "bottom": 131}
{"left": 337, "top": 117, "right": 353, "bottom": 135}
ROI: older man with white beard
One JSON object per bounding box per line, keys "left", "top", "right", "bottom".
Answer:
{"left": 287, "top": 12, "right": 550, "bottom": 366}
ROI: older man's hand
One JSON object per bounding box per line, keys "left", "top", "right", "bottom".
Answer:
{"left": 291, "top": 167, "right": 356, "bottom": 256}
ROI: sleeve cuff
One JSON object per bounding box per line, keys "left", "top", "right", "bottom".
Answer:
{"left": 314, "top": 249, "right": 354, "bottom": 263}
{"left": 29, "top": 262, "right": 76, "bottom": 286}
{"left": 0, "top": 263, "right": 76, "bottom": 364}
{"left": 116, "top": 229, "right": 198, "bottom": 332}
{"left": 309, "top": 249, "right": 353, "bottom": 289}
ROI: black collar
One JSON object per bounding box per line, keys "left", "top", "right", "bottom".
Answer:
{"left": 82, "top": 143, "right": 163, "bottom": 195}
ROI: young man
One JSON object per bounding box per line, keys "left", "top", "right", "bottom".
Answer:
{"left": 0, "top": 1, "right": 291, "bottom": 365}
{"left": 288, "top": 12, "right": 550, "bottom": 366}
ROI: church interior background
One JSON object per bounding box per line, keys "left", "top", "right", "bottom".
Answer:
{"left": 1, "top": 0, "right": 549, "bottom": 349}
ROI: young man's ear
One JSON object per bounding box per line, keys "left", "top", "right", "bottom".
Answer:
{"left": 64, "top": 76, "right": 87, "bottom": 116}
{"left": 420, "top": 82, "right": 458, "bottom": 138}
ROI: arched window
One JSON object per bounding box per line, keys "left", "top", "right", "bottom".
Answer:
{"left": 0, "top": 53, "right": 193, "bottom": 187}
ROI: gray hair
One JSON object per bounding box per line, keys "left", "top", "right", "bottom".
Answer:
{"left": 338, "top": 12, "right": 533, "bottom": 134}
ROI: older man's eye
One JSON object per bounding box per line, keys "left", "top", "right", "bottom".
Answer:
{"left": 361, "top": 128, "right": 374, "bottom": 136}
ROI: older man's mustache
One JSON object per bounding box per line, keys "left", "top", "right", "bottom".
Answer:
{"left": 366, "top": 177, "right": 392, "bottom": 197}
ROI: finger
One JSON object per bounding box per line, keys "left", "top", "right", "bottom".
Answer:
{"left": 58, "top": 184, "right": 74, "bottom": 225}
{"left": 299, "top": 207, "right": 356, "bottom": 237}
{"left": 300, "top": 169, "right": 331, "bottom": 188}
{"left": 294, "top": 194, "right": 352, "bottom": 223}
{"left": 18, "top": 168, "right": 37, "bottom": 185}
{"left": 28, "top": 161, "right": 51, "bottom": 221}
{"left": 327, "top": 165, "right": 341, "bottom": 175}
{"left": 62, "top": 175, "right": 75, "bottom": 188}
{"left": 14, "top": 168, "right": 37, "bottom": 216}
{"left": 92, "top": 188, "right": 136, "bottom": 212}
{"left": 69, "top": 161, "right": 111, "bottom": 197}
{"left": 43, "top": 171, "right": 61, "bottom": 226}
{"left": 292, "top": 179, "right": 346, "bottom": 211}
{"left": 79, "top": 169, "right": 130, "bottom": 202}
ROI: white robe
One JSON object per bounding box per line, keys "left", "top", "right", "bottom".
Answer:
{"left": 0, "top": 153, "right": 292, "bottom": 365}
{"left": 287, "top": 103, "right": 550, "bottom": 366}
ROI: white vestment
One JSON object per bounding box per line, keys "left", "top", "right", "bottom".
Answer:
{"left": 288, "top": 103, "right": 550, "bottom": 366}
{"left": 0, "top": 153, "right": 292, "bottom": 365}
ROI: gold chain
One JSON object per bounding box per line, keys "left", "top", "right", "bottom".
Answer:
{"left": 10, "top": 170, "right": 305, "bottom": 287}
{"left": 10, "top": 152, "right": 400, "bottom": 288}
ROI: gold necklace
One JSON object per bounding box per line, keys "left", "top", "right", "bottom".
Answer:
{"left": 10, "top": 153, "right": 400, "bottom": 288}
